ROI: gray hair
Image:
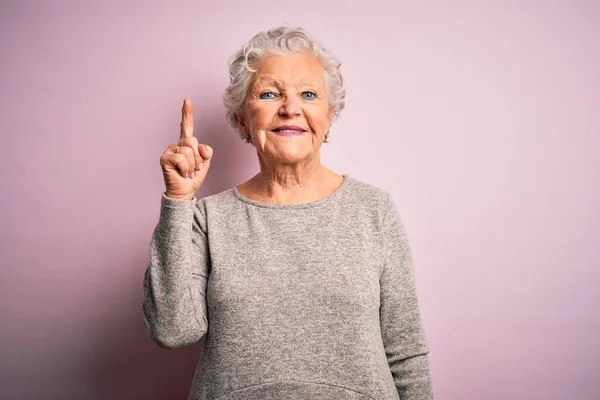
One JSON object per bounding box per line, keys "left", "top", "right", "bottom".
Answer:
{"left": 223, "top": 25, "right": 346, "bottom": 140}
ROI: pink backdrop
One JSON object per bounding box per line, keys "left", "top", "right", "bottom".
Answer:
{"left": 1, "top": 1, "right": 599, "bottom": 399}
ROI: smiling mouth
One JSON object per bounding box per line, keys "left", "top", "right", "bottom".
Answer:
{"left": 272, "top": 130, "right": 306, "bottom": 137}
{"left": 272, "top": 126, "right": 306, "bottom": 133}
{"left": 271, "top": 126, "right": 307, "bottom": 136}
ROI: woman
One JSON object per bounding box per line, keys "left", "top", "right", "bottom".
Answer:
{"left": 143, "top": 26, "right": 434, "bottom": 399}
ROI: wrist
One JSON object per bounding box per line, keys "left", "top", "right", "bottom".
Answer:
{"left": 164, "top": 192, "right": 194, "bottom": 201}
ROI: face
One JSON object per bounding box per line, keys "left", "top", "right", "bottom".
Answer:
{"left": 236, "top": 53, "right": 333, "bottom": 165}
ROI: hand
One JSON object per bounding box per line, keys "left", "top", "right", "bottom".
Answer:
{"left": 160, "top": 98, "right": 213, "bottom": 200}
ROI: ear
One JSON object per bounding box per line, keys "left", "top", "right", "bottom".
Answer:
{"left": 234, "top": 113, "right": 246, "bottom": 132}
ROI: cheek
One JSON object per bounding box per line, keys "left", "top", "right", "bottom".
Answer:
{"left": 307, "top": 108, "right": 331, "bottom": 133}
{"left": 248, "top": 106, "right": 278, "bottom": 130}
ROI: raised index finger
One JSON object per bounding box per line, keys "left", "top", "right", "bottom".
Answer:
{"left": 180, "top": 98, "right": 194, "bottom": 139}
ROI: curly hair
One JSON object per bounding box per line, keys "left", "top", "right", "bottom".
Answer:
{"left": 223, "top": 25, "right": 346, "bottom": 140}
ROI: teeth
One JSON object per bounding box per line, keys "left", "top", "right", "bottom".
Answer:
{"left": 278, "top": 129, "right": 302, "bottom": 133}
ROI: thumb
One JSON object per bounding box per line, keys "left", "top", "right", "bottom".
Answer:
{"left": 198, "top": 143, "right": 213, "bottom": 162}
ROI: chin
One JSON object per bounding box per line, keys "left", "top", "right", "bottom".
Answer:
{"left": 270, "top": 148, "right": 312, "bottom": 163}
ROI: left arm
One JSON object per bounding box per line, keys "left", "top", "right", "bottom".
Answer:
{"left": 379, "top": 194, "right": 434, "bottom": 399}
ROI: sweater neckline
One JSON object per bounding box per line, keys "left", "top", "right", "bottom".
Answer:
{"left": 232, "top": 174, "right": 350, "bottom": 209}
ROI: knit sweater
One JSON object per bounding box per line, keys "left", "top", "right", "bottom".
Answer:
{"left": 142, "top": 174, "right": 434, "bottom": 399}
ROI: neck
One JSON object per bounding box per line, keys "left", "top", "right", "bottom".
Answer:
{"left": 249, "top": 157, "right": 331, "bottom": 204}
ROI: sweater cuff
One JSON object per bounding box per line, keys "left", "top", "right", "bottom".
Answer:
{"left": 159, "top": 192, "right": 196, "bottom": 228}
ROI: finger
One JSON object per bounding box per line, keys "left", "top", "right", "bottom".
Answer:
{"left": 168, "top": 152, "right": 191, "bottom": 178}
{"left": 180, "top": 98, "right": 194, "bottom": 140}
{"left": 177, "top": 146, "right": 196, "bottom": 178}
{"left": 198, "top": 143, "right": 213, "bottom": 164}
{"left": 160, "top": 145, "right": 179, "bottom": 168}
{"left": 166, "top": 144, "right": 179, "bottom": 154}
{"left": 179, "top": 136, "right": 201, "bottom": 171}
{"left": 161, "top": 145, "right": 191, "bottom": 177}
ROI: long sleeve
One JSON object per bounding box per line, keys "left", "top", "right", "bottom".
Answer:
{"left": 142, "top": 192, "right": 210, "bottom": 349}
{"left": 379, "top": 195, "right": 434, "bottom": 399}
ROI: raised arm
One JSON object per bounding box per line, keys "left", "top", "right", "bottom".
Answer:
{"left": 379, "top": 194, "right": 434, "bottom": 399}
{"left": 142, "top": 98, "right": 214, "bottom": 348}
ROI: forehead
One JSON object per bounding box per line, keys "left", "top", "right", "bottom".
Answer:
{"left": 252, "top": 53, "right": 326, "bottom": 87}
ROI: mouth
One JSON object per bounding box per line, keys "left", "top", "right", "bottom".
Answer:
{"left": 271, "top": 125, "right": 307, "bottom": 136}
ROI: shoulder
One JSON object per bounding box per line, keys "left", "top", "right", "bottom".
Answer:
{"left": 193, "top": 186, "right": 237, "bottom": 214}
{"left": 344, "top": 177, "right": 413, "bottom": 253}
{"left": 338, "top": 175, "right": 402, "bottom": 235}
{"left": 343, "top": 175, "right": 396, "bottom": 213}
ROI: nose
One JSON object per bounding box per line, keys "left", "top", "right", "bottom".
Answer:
{"left": 278, "top": 94, "right": 301, "bottom": 117}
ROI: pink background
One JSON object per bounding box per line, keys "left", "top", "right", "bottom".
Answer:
{"left": 1, "top": 1, "right": 599, "bottom": 399}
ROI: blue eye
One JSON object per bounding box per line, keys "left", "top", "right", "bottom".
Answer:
{"left": 302, "top": 91, "right": 316, "bottom": 100}
{"left": 259, "top": 91, "right": 276, "bottom": 99}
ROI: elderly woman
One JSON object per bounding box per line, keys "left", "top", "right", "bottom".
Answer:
{"left": 143, "top": 26, "right": 434, "bottom": 399}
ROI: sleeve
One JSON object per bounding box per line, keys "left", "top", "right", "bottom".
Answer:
{"left": 142, "top": 192, "right": 210, "bottom": 349}
{"left": 379, "top": 194, "right": 434, "bottom": 399}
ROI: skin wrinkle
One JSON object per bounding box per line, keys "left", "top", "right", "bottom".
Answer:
{"left": 234, "top": 53, "right": 340, "bottom": 205}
